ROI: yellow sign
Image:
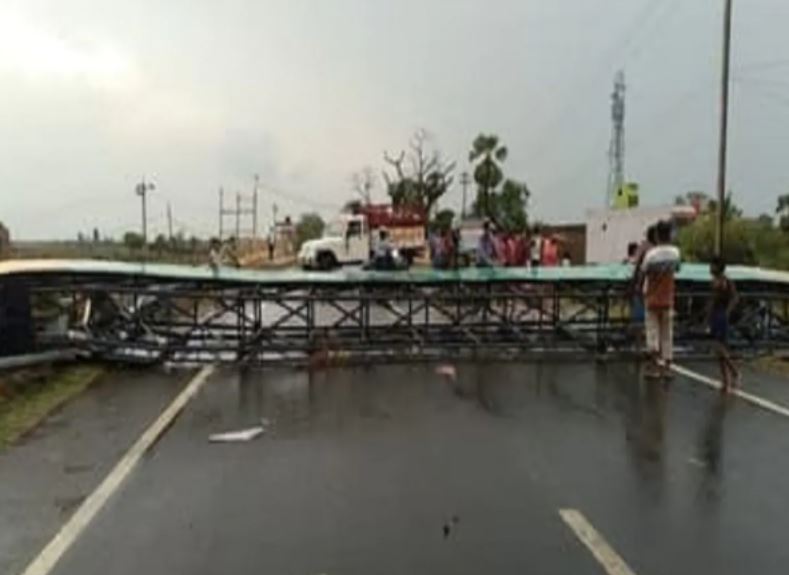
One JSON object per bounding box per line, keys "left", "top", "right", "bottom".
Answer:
{"left": 613, "top": 183, "right": 639, "bottom": 210}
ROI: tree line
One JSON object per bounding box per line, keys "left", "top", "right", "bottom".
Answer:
{"left": 676, "top": 191, "right": 789, "bottom": 269}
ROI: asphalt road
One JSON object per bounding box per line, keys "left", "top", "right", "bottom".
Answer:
{"left": 0, "top": 367, "right": 192, "bottom": 575}
{"left": 13, "top": 359, "right": 785, "bottom": 575}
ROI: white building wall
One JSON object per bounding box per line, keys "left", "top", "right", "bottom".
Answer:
{"left": 585, "top": 206, "right": 677, "bottom": 264}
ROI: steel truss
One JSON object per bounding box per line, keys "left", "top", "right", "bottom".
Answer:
{"left": 10, "top": 271, "right": 788, "bottom": 365}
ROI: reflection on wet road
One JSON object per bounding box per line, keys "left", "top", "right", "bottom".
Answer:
{"left": 48, "top": 360, "right": 789, "bottom": 575}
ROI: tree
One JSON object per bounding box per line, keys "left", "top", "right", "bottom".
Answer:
{"left": 92, "top": 228, "right": 100, "bottom": 243}
{"left": 677, "top": 214, "right": 756, "bottom": 264}
{"left": 708, "top": 193, "right": 742, "bottom": 221}
{"left": 469, "top": 134, "right": 508, "bottom": 220}
{"left": 152, "top": 233, "right": 168, "bottom": 254}
{"left": 383, "top": 129, "right": 455, "bottom": 216}
{"left": 342, "top": 199, "right": 363, "bottom": 214}
{"left": 776, "top": 194, "right": 789, "bottom": 231}
{"left": 295, "top": 213, "right": 325, "bottom": 249}
{"left": 123, "top": 231, "right": 145, "bottom": 250}
{"left": 496, "top": 179, "right": 530, "bottom": 233}
{"left": 432, "top": 208, "right": 455, "bottom": 232}
{"left": 351, "top": 167, "right": 376, "bottom": 205}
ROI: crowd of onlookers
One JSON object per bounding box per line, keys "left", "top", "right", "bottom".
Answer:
{"left": 428, "top": 217, "right": 741, "bottom": 392}
{"left": 428, "top": 221, "right": 571, "bottom": 269}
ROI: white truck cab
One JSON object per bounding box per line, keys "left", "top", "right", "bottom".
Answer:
{"left": 298, "top": 214, "right": 370, "bottom": 270}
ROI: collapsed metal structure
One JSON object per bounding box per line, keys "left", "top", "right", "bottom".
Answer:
{"left": 2, "top": 260, "right": 788, "bottom": 364}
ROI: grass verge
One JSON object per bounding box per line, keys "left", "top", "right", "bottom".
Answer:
{"left": 0, "top": 365, "right": 103, "bottom": 448}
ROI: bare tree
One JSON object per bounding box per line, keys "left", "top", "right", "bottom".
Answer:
{"left": 350, "top": 166, "right": 376, "bottom": 205}
{"left": 382, "top": 129, "right": 456, "bottom": 215}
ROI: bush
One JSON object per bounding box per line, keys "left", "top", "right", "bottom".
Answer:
{"left": 678, "top": 215, "right": 789, "bottom": 269}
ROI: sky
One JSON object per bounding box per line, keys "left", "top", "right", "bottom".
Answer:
{"left": 1, "top": 0, "right": 789, "bottom": 240}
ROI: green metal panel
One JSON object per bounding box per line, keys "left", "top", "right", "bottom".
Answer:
{"left": 1, "top": 258, "right": 788, "bottom": 286}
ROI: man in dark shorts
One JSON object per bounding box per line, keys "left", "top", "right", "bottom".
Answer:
{"left": 709, "top": 256, "right": 740, "bottom": 393}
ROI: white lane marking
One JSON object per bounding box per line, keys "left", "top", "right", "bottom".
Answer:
{"left": 672, "top": 364, "right": 789, "bottom": 419}
{"left": 559, "top": 509, "right": 637, "bottom": 575}
{"left": 20, "top": 364, "right": 216, "bottom": 575}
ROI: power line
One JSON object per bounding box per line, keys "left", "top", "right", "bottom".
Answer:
{"left": 527, "top": 0, "right": 673, "bottom": 165}
{"left": 735, "top": 59, "right": 789, "bottom": 74}
{"left": 259, "top": 181, "right": 339, "bottom": 211}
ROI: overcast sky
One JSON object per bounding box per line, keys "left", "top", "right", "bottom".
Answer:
{"left": 2, "top": 0, "right": 788, "bottom": 240}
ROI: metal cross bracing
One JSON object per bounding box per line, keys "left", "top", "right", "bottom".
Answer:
{"left": 17, "top": 273, "right": 789, "bottom": 365}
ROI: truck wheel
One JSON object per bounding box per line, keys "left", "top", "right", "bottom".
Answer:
{"left": 317, "top": 252, "right": 337, "bottom": 271}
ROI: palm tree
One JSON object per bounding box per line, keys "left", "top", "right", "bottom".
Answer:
{"left": 469, "top": 134, "right": 508, "bottom": 220}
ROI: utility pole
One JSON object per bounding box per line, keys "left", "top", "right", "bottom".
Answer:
{"left": 253, "top": 174, "right": 259, "bottom": 239}
{"left": 459, "top": 172, "right": 470, "bottom": 220}
{"left": 235, "top": 192, "right": 241, "bottom": 239}
{"left": 218, "top": 187, "right": 224, "bottom": 239}
{"left": 218, "top": 182, "right": 258, "bottom": 240}
{"left": 606, "top": 71, "right": 626, "bottom": 209}
{"left": 715, "top": 0, "right": 734, "bottom": 257}
{"left": 135, "top": 177, "right": 155, "bottom": 245}
{"left": 167, "top": 202, "right": 173, "bottom": 241}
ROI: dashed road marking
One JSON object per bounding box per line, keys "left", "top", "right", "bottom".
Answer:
{"left": 559, "top": 508, "right": 637, "bottom": 575}
{"left": 672, "top": 364, "right": 789, "bottom": 419}
{"left": 20, "top": 365, "right": 216, "bottom": 575}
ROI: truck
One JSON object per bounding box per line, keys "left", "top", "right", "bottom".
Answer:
{"left": 298, "top": 204, "right": 426, "bottom": 270}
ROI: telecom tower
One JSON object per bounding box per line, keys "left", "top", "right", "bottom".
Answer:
{"left": 606, "top": 70, "right": 626, "bottom": 209}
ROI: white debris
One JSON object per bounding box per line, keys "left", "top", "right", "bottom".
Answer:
{"left": 209, "top": 426, "right": 265, "bottom": 443}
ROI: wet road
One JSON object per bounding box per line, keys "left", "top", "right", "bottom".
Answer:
{"left": 29, "top": 360, "right": 789, "bottom": 574}
{"left": 0, "top": 367, "right": 192, "bottom": 575}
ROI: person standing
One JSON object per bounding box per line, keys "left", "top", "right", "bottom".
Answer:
{"left": 429, "top": 228, "right": 446, "bottom": 269}
{"left": 512, "top": 232, "right": 528, "bottom": 267}
{"left": 208, "top": 238, "right": 222, "bottom": 271}
{"left": 267, "top": 234, "right": 275, "bottom": 261}
{"left": 642, "top": 220, "right": 681, "bottom": 378}
{"left": 529, "top": 226, "right": 544, "bottom": 269}
{"left": 624, "top": 242, "right": 639, "bottom": 264}
{"left": 542, "top": 237, "right": 559, "bottom": 267}
{"left": 442, "top": 227, "right": 458, "bottom": 269}
{"left": 708, "top": 257, "right": 740, "bottom": 393}
{"left": 476, "top": 221, "right": 497, "bottom": 267}
{"left": 630, "top": 225, "right": 658, "bottom": 330}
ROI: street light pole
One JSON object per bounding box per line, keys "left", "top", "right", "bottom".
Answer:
{"left": 715, "top": 0, "right": 734, "bottom": 257}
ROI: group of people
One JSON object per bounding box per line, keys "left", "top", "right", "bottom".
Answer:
{"left": 209, "top": 237, "right": 240, "bottom": 269}
{"left": 628, "top": 220, "right": 739, "bottom": 392}
{"left": 429, "top": 221, "right": 570, "bottom": 270}
{"left": 476, "top": 222, "right": 570, "bottom": 268}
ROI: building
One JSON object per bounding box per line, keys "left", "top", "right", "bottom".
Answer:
{"left": 585, "top": 205, "right": 696, "bottom": 264}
